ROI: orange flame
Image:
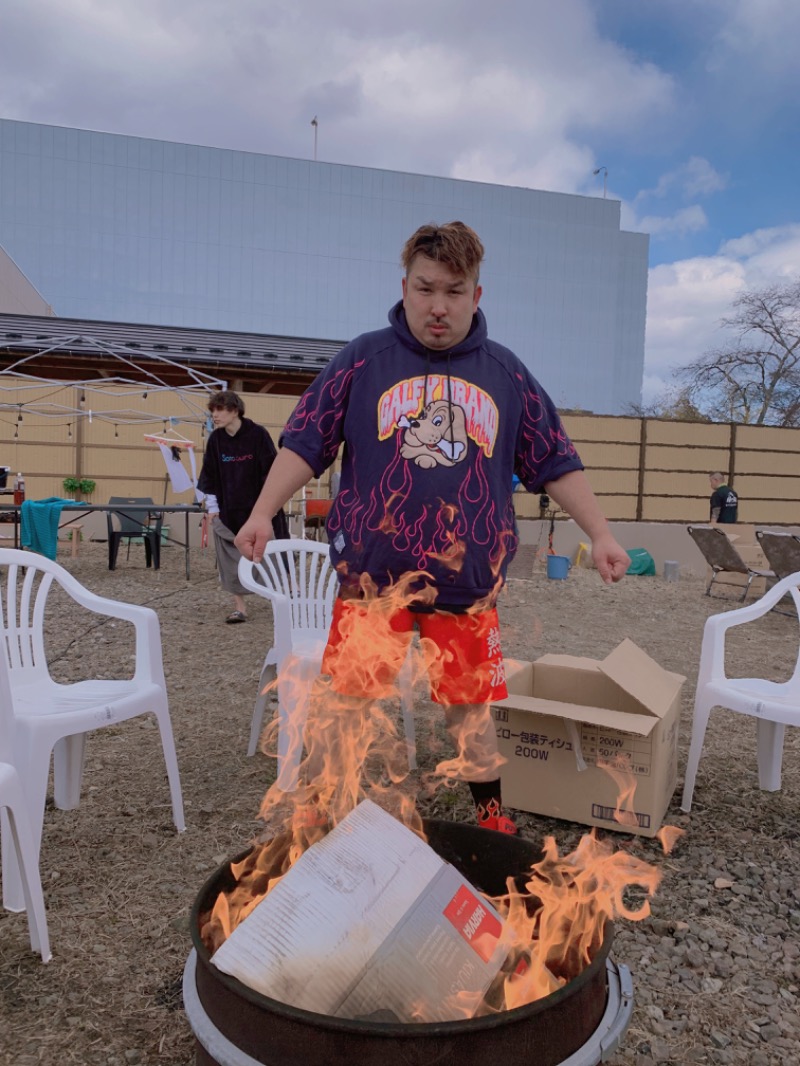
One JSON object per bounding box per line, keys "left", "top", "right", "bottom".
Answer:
{"left": 200, "top": 563, "right": 674, "bottom": 1017}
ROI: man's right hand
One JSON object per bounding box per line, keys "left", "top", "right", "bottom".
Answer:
{"left": 234, "top": 515, "right": 275, "bottom": 563}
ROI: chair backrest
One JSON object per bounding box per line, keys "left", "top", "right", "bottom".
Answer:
{"left": 107, "top": 497, "right": 156, "bottom": 536}
{"left": 238, "top": 539, "right": 338, "bottom": 647}
{"left": 0, "top": 600, "right": 17, "bottom": 764}
{"left": 700, "top": 569, "right": 800, "bottom": 685}
{"left": 755, "top": 530, "right": 800, "bottom": 581}
{"left": 687, "top": 525, "right": 749, "bottom": 574}
{"left": 0, "top": 550, "right": 60, "bottom": 685}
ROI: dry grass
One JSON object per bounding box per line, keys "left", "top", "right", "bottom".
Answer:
{"left": 0, "top": 540, "right": 798, "bottom": 1065}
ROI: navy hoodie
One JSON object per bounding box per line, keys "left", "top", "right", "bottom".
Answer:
{"left": 281, "top": 302, "right": 583, "bottom": 608}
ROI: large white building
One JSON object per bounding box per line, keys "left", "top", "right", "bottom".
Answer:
{"left": 0, "top": 118, "right": 649, "bottom": 413}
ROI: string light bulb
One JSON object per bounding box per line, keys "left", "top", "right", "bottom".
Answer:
{"left": 67, "top": 423, "right": 72, "bottom": 438}
{"left": 114, "top": 424, "right": 119, "bottom": 438}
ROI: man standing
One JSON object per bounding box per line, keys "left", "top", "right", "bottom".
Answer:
{"left": 709, "top": 472, "right": 739, "bottom": 524}
{"left": 198, "top": 390, "right": 288, "bottom": 623}
{"left": 236, "top": 221, "right": 629, "bottom": 832}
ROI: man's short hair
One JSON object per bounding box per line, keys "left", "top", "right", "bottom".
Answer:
{"left": 401, "top": 221, "right": 485, "bottom": 284}
{"left": 208, "top": 389, "right": 245, "bottom": 416}
{"left": 709, "top": 471, "right": 725, "bottom": 484}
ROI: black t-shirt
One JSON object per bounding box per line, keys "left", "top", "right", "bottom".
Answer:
{"left": 197, "top": 417, "right": 288, "bottom": 536}
{"left": 710, "top": 484, "right": 739, "bottom": 523}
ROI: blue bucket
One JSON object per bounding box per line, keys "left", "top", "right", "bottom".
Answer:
{"left": 546, "top": 554, "right": 570, "bottom": 580}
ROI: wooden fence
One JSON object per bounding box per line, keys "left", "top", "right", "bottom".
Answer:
{"left": 2, "top": 380, "right": 799, "bottom": 526}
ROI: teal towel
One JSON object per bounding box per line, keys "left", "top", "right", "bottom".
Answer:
{"left": 20, "top": 498, "right": 77, "bottom": 560}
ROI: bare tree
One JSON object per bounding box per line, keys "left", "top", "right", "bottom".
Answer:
{"left": 677, "top": 279, "right": 800, "bottom": 426}
{"left": 623, "top": 385, "right": 708, "bottom": 421}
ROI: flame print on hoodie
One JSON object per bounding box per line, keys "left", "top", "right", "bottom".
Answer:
{"left": 281, "top": 301, "right": 583, "bottom": 608}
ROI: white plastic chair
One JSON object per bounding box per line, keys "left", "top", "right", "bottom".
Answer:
{"left": 0, "top": 549, "right": 185, "bottom": 913}
{"left": 238, "top": 540, "right": 417, "bottom": 791}
{"left": 0, "top": 642, "right": 51, "bottom": 960}
{"left": 681, "top": 570, "right": 800, "bottom": 812}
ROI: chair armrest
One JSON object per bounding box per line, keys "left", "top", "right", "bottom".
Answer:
{"left": 53, "top": 570, "right": 165, "bottom": 681}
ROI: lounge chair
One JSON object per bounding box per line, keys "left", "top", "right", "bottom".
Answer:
{"left": 686, "top": 525, "right": 775, "bottom": 602}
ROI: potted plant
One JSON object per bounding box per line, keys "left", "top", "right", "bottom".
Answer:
{"left": 62, "top": 477, "right": 96, "bottom": 500}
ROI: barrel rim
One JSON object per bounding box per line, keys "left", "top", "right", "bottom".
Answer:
{"left": 191, "top": 818, "right": 614, "bottom": 1036}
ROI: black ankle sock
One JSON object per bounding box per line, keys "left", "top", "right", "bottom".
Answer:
{"left": 468, "top": 779, "right": 503, "bottom": 809}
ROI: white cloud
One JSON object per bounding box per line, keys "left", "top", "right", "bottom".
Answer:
{"left": 637, "top": 157, "right": 727, "bottom": 203}
{"left": 710, "top": 0, "right": 800, "bottom": 80}
{"left": 0, "top": 0, "right": 675, "bottom": 191}
{"left": 622, "top": 157, "right": 725, "bottom": 243}
{"left": 636, "top": 205, "right": 709, "bottom": 238}
{"left": 643, "top": 224, "right": 800, "bottom": 402}
{"left": 681, "top": 156, "right": 728, "bottom": 198}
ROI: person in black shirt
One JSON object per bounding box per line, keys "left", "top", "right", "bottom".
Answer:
{"left": 198, "top": 390, "right": 288, "bottom": 622}
{"left": 709, "top": 472, "right": 739, "bottom": 524}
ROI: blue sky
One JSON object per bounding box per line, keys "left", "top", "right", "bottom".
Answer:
{"left": 2, "top": 0, "right": 800, "bottom": 403}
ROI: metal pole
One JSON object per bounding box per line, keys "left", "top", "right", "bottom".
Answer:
{"left": 593, "top": 166, "right": 608, "bottom": 199}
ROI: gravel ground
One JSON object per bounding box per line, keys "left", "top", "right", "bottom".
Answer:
{"left": 0, "top": 538, "right": 798, "bottom": 1066}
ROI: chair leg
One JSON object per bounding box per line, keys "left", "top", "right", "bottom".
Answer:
{"left": 275, "top": 657, "right": 319, "bottom": 793}
{"left": 680, "top": 693, "right": 714, "bottom": 812}
{"left": 144, "top": 536, "right": 153, "bottom": 568}
{"left": 151, "top": 706, "right": 186, "bottom": 832}
{"left": 53, "top": 734, "right": 87, "bottom": 810}
{"left": 248, "top": 662, "right": 276, "bottom": 757}
{"left": 399, "top": 653, "right": 417, "bottom": 771}
{"left": 108, "top": 532, "right": 121, "bottom": 571}
{"left": 0, "top": 786, "right": 52, "bottom": 961}
{"left": 2, "top": 747, "right": 50, "bottom": 913}
{"left": 756, "top": 719, "right": 785, "bottom": 792}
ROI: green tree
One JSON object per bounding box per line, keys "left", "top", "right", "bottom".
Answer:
{"left": 676, "top": 279, "right": 800, "bottom": 426}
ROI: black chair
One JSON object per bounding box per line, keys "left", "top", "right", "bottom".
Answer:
{"left": 106, "top": 497, "right": 162, "bottom": 571}
{"left": 755, "top": 529, "right": 800, "bottom": 581}
{"left": 687, "top": 524, "right": 775, "bottom": 602}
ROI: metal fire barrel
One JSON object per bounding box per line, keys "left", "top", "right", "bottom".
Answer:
{"left": 185, "top": 819, "right": 634, "bottom": 1066}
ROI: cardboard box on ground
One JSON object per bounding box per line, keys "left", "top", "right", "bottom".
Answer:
{"left": 494, "top": 639, "right": 686, "bottom": 838}
{"left": 211, "top": 800, "right": 508, "bottom": 1023}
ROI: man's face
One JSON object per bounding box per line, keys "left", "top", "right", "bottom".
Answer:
{"left": 401, "top": 256, "right": 481, "bottom": 351}
{"left": 210, "top": 406, "right": 240, "bottom": 431}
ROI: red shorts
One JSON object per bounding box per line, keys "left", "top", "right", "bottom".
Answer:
{"left": 321, "top": 599, "right": 509, "bottom": 705}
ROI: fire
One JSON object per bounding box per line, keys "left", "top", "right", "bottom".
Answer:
{"left": 492, "top": 832, "right": 661, "bottom": 1011}
{"left": 200, "top": 557, "right": 675, "bottom": 1017}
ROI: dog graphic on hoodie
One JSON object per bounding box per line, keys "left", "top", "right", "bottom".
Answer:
{"left": 398, "top": 398, "right": 469, "bottom": 469}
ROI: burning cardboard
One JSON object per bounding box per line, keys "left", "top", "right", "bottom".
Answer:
{"left": 211, "top": 800, "right": 508, "bottom": 1022}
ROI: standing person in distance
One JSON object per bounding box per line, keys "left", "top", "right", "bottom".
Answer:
{"left": 235, "top": 221, "right": 629, "bottom": 833}
{"left": 198, "top": 390, "right": 288, "bottom": 623}
{"left": 708, "top": 472, "right": 739, "bottom": 524}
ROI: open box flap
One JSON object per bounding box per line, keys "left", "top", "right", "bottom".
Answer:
{"left": 599, "top": 638, "right": 686, "bottom": 720}
{"left": 492, "top": 692, "right": 661, "bottom": 737}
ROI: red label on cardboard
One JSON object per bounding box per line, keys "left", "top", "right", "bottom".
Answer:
{"left": 443, "top": 885, "right": 502, "bottom": 963}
